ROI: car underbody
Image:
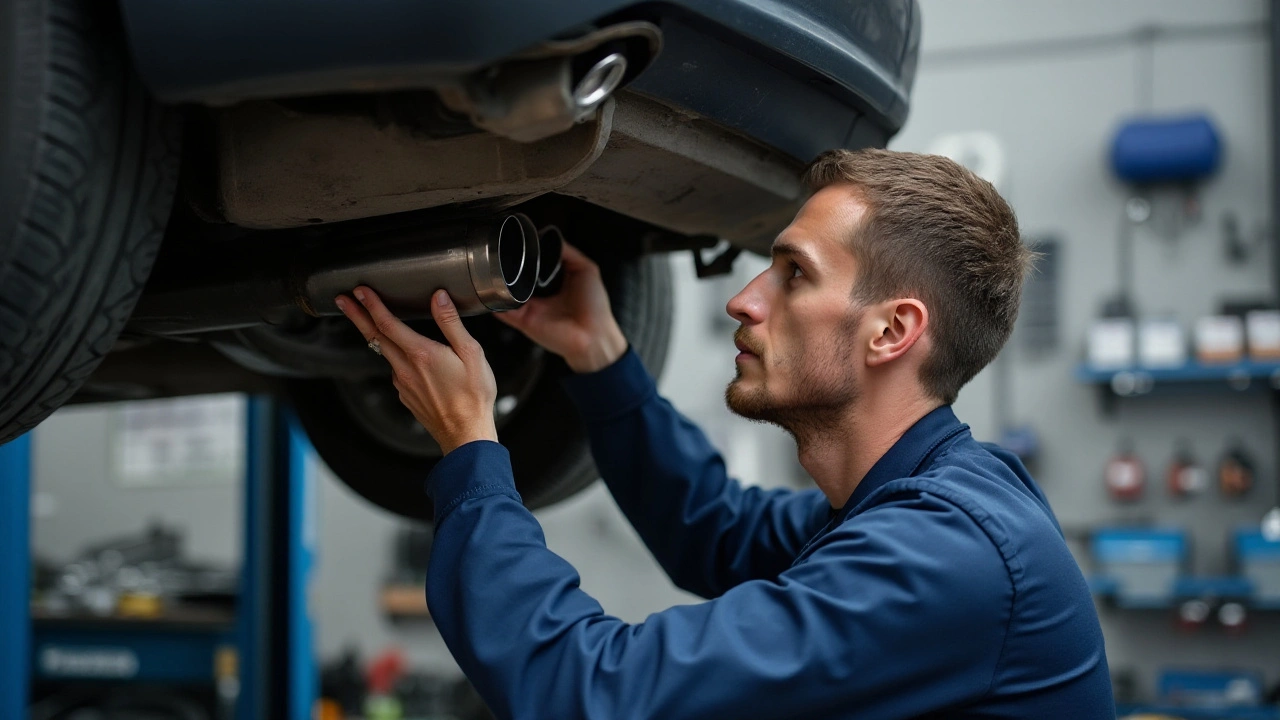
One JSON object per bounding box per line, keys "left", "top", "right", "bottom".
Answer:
{"left": 2, "top": 0, "right": 918, "bottom": 518}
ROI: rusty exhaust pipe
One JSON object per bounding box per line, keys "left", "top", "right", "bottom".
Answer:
{"left": 128, "top": 213, "right": 555, "bottom": 336}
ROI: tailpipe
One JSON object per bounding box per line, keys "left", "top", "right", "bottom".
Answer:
{"left": 535, "top": 225, "right": 565, "bottom": 296}
{"left": 128, "top": 213, "right": 560, "bottom": 336}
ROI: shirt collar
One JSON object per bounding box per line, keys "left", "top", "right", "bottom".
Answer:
{"left": 833, "top": 404, "right": 969, "bottom": 520}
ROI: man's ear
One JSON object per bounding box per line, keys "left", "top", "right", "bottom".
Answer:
{"left": 866, "top": 298, "right": 928, "bottom": 367}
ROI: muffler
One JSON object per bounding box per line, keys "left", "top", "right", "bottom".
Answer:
{"left": 128, "top": 213, "right": 561, "bottom": 336}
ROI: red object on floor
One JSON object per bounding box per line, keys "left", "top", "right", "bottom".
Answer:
{"left": 367, "top": 647, "right": 407, "bottom": 695}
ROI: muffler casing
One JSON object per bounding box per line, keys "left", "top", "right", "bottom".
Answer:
{"left": 128, "top": 213, "right": 552, "bottom": 336}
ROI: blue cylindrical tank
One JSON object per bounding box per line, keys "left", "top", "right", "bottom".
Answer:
{"left": 1110, "top": 114, "right": 1222, "bottom": 184}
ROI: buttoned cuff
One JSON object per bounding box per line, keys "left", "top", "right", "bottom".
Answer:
{"left": 425, "top": 440, "right": 521, "bottom": 526}
{"left": 559, "top": 347, "right": 658, "bottom": 423}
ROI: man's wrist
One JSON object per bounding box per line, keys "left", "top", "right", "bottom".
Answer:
{"left": 440, "top": 425, "right": 499, "bottom": 455}
{"left": 565, "top": 324, "right": 628, "bottom": 373}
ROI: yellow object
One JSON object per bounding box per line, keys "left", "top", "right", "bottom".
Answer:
{"left": 214, "top": 646, "right": 238, "bottom": 680}
{"left": 116, "top": 592, "right": 163, "bottom": 618}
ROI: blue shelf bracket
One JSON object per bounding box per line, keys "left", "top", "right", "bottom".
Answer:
{"left": 237, "top": 397, "right": 319, "bottom": 720}
{"left": 0, "top": 433, "right": 32, "bottom": 720}
{"left": 286, "top": 410, "right": 319, "bottom": 720}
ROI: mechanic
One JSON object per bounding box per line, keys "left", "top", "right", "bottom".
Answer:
{"left": 333, "top": 148, "right": 1115, "bottom": 719}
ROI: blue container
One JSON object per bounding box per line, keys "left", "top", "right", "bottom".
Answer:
{"left": 1091, "top": 528, "right": 1187, "bottom": 607}
{"left": 1110, "top": 114, "right": 1222, "bottom": 184}
{"left": 1237, "top": 529, "right": 1280, "bottom": 608}
{"left": 1158, "top": 668, "right": 1264, "bottom": 708}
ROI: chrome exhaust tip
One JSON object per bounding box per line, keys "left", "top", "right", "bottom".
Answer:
{"left": 534, "top": 225, "right": 565, "bottom": 296}
{"left": 472, "top": 214, "right": 539, "bottom": 311}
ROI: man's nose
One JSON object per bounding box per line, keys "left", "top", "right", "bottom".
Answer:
{"left": 726, "top": 274, "right": 765, "bottom": 325}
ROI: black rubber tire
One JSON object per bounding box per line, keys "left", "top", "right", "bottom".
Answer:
{"left": 290, "top": 253, "right": 673, "bottom": 522}
{"left": 0, "top": 0, "right": 180, "bottom": 443}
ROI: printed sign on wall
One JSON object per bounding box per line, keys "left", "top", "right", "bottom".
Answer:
{"left": 111, "top": 394, "right": 246, "bottom": 487}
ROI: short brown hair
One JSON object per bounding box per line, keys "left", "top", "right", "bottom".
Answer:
{"left": 803, "top": 148, "right": 1030, "bottom": 405}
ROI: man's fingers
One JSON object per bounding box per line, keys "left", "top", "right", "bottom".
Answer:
{"left": 335, "top": 294, "right": 411, "bottom": 366}
{"left": 353, "top": 286, "right": 422, "bottom": 348}
{"left": 494, "top": 303, "right": 532, "bottom": 328}
{"left": 431, "top": 290, "right": 479, "bottom": 354}
{"left": 335, "top": 294, "right": 377, "bottom": 338}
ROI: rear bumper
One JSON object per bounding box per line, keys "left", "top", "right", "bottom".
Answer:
{"left": 120, "top": 0, "right": 918, "bottom": 161}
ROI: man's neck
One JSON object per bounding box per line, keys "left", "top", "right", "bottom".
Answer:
{"left": 794, "top": 390, "right": 942, "bottom": 510}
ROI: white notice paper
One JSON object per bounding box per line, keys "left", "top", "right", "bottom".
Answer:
{"left": 112, "top": 394, "right": 246, "bottom": 487}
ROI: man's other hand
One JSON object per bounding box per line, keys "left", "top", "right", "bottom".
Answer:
{"left": 335, "top": 286, "right": 498, "bottom": 455}
{"left": 496, "top": 242, "right": 628, "bottom": 373}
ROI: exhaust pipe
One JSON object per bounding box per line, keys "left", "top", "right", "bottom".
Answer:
{"left": 128, "top": 213, "right": 559, "bottom": 336}
{"left": 535, "top": 225, "right": 565, "bottom": 296}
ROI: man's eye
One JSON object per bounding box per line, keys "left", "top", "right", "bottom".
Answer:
{"left": 789, "top": 262, "right": 803, "bottom": 279}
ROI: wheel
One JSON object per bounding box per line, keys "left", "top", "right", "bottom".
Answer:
{"left": 0, "top": 0, "right": 180, "bottom": 442}
{"left": 289, "top": 253, "right": 673, "bottom": 522}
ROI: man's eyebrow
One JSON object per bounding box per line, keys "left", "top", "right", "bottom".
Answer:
{"left": 771, "top": 241, "right": 818, "bottom": 267}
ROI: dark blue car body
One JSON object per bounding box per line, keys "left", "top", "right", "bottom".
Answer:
{"left": 120, "top": 0, "right": 920, "bottom": 165}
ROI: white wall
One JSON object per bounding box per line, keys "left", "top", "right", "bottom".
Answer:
{"left": 32, "top": 404, "right": 242, "bottom": 567}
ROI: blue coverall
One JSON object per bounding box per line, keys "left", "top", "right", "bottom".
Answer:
{"left": 424, "top": 349, "right": 1115, "bottom": 719}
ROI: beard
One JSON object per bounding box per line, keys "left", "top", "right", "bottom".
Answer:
{"left": 725, "top": 311, "right": 862, "bottom": 439}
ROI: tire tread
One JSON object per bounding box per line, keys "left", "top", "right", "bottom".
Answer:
{"left": 0, "top": 0, "right": 179, "bottom": 443}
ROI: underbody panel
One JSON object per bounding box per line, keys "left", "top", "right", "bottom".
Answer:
{"left": 214, "top": 91, "right": 803, "bottom": 252}
{"left": 119, "top": 0, "right": 919, "bottom": 164}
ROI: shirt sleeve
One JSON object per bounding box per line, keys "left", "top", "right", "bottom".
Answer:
{"left": 558, "top": 348, "right": 829, "bottom": 598}
{"left": 424, "top": 443, "right": 1012, "bottom": 720}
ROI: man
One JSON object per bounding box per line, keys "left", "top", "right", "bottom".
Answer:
{"left": 335, "top": 149, "right": 1114, "bottom": 719}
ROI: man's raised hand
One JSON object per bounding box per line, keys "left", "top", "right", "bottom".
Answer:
{"left": 335, "top": 286, "right": 498, "bottom": 455}
{"left": 496, "top": 242, "right": 628, "bottom": 373}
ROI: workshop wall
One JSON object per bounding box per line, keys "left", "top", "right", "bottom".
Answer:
{"left": 893, "top": 0, "right": 1279, "bottom": 698}
{"left": 31, "top": 405, "right": 242, "bottom": 568}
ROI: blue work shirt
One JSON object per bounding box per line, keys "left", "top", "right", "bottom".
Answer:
{"left": 425, "top": 349, "right": 1114, "bottom": 719}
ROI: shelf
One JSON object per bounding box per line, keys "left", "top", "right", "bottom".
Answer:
{"left": 31, "top": 603, "right": 236, "bottom": 631}
{"left": 1117, "top": 705, "right": 1280, "bottom": 720}
{"left": 1076, "top": 360, "right": 1280, "bottom": 396}
{"left": 380, "top": 584, "right": 430, "bottom": 620}
{"left": 1089, "top": 574, "right": 1280, "bottom": 610}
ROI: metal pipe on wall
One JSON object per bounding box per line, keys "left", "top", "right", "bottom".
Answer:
{"left": 1264, "top": 0, "right": 1280, "bottom": 539}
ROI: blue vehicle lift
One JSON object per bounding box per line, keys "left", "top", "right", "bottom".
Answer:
{"left": 0, "top": 396, "right": 317, "bottom": 720}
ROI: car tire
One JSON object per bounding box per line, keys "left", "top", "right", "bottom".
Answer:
{"left": 0, "top": 0, "right": 180, "bottom": 443}
{"left": 289, "top": 253, "right": 673, "bottom": 522}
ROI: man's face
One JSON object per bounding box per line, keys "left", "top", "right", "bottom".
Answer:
{"left": 725, "top": 185, "right": 870, "bottom": 432}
